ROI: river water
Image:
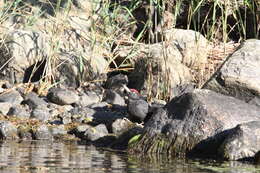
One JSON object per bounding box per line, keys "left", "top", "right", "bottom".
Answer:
{"left": 0, "top": 141, "right": 259, "bottom": 173}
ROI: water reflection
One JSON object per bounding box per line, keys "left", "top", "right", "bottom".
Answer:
{"left": 0, "top": 141, "right": 259, "bottom": 173}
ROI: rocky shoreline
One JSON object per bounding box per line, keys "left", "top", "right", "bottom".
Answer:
{"left": 0, "top": 0, "right": 259, "bottom": 165}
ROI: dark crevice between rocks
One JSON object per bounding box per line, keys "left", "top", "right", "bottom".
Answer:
{"left": 23, "top": 60, "right": 46, "bottom": 83}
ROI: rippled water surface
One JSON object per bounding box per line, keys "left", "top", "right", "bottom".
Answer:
{"left": 0, "top": 141, "right": 259, "bottom": 173}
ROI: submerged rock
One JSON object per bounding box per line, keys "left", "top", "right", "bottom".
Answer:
{"left": 218, "top": 121, "right": 260, "bottom": 160}
{"left": 128, "top": 89, "right": 260, "bottom": 157}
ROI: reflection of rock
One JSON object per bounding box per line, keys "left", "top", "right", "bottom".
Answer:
{"left": 218, "top": 121, "right": 260, "bottom": 160}
{"left": 203, "top": 40, "right": 260, "bottom": 105}
{"left": 128, "top": 89, "right": 260, "bottom": 157}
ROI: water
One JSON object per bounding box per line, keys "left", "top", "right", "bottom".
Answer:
{"left": 0, "top": 141, "right": 259, "bottom": 173}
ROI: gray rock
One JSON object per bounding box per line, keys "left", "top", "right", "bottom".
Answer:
{"left": 24, "top": 92, "right": 48, "bottom": 109}
{"left": 112, "top": 118, "right": 135, "bottom": 136}
{"left": 77, "top": 91, "right": 100, "bottom": 107}
{"left": 50, "top": 125, "right": 67, "bottom": 136}
{"left": 7, "top": 105, "right": 31, "bottom": 119}
{"left": 203, "top": 40, "right": 260, "bottom": 105}
{"left": 17, "top": 126, "right": 33, "bottom": 140}
{"left": 103, "top": 90, "right": 125, "bottom": 106}
{"left": 0, "top": 30, "right": 48, "bottom": 84}
{"left": 61, "top": 107, "right": 95, "bottom": 124}
{"left": 128, "top": 98, "right": 149, "bottom": 122}
{"left": 31, "top": 108, "right": 51, "bottom": 122}
{"left": 47, "top": 88, "right": 79, "bottom": 105}
{"left": 62, "top": 116, "right": 72, "bottom": 124}
{"left": 84, "top": 124, "right": 108, "bottom": 141}
{"left": 0, "top": 102, "right": 12, "bottom": 115}
{"left": 33, "top": 124, "right": 52, "bottom": 140}
{"left": 0, "top": 90, "right": 23, "bottom": 105}
{"left": 218, "top": 121, "right": 260, "bottom": 160}
{"left": 72, "top": 124, "right": 91, "bottom": 139}
{"left": 128, "top": 89, "right": 260, "bottom": 157}
{"left": 0, "top": 121, "right": 18, "bottom": 140}
{"left": 105, "top": 74, "right": 128, "bottom": 90}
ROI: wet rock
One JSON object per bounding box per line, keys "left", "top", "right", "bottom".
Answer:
{"left": 77, "top": 91, "right": 100, "bottom": 107}
{"left": 0, "top": 121, "right": 18, "bottom": 140}
{"left": 203, "top": 40, "right": 260, "bottom": 105}
{"left": 50, "top": 125, "right": 67, "bottom": 136}
{"left": 127, "top": 98, "right": 148, "bottom": 122}
{"left": 31, "top": 108, "right": 51, "bottom": 122}
{"left": 7, "top": 105, "right": 31, "bottom": 119}
{"left": 105, "top": 74, "right": 128, "bottom": 90}
{"left": 255, "top": 151, "right": 260, "bottom": 164}
{"left": 103, "top": 90, "right": 125, "bottom": 106}
{"left": 111, "top": 127, "right": 144, "bottom": 150}
{"left": 72, "top": 124, "right": 91, "bottom": 139}
{"left": 84, "top": 124, "right": 109, "bottom": 141}
{"left": 0, "top": 90, "right": 23, "bottom": 105}
{"left": 112, "top": 118, "right": 135, "bottom": 136}
{"left": 218, "top": 121, "right": 260, "bottom": 160}
{"left": 24, "top": 92, "right": 48, "bottom": 109}
{"left": 0, "top": 102, "right": 12, "bottom": 115}
{"left": 17, "top": 125, "right": 33, "bottom": 140}
{"left": 47, "top": 88, "right": 79, "bottom": 105}
{"left": 128, "top": 89, "right": 260, "bottom": 157}
{"left": 33, "top": 124, "right": 52, "bottom": 140}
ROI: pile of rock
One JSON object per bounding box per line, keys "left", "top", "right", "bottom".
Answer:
{"left": 128, "top": 39, "right": 260, "bottom": 163}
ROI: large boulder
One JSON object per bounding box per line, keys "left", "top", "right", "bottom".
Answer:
{"left": 0, "top": 29, "right": 48, "bottom": 83}
{"left": 117, "top": 29, "right": 209, "bottom": 98}
{"left": 218, "top": 121, "right": 260, "bottom": 160}
{"left": 203, "top": 40, "right": 260, "bottom": 105}
{"left": 128, "top": 89, "right": 260, "bottom": 157}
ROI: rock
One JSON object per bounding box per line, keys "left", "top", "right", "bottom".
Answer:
{"left": 105, "top": 74, "right": 128, "bottom": 90}
{"left": 62, "top": 107, "right": 95, "bottom": 124}
{"left": 128, "top": 89, "right": 260, "bottom": 157}
{"left": 17, "top": 125, "right": 33, "bottom": 140}
{"left": 92, "top": 111, "right": 125, "bottom": 132}
{"left": 0, "top": 102, "right": 12, "bottom": 115}
{"left": 103, "top": 90, "right": 125, "bottom": 106}
{"left": 218, "top": 121, "right": 260, "bottom": 160}
{"left": 31, "top": 108, "right": 51, "bottom": 122}
{"left": 203, "top": 40, "right": 260, "bottom": 105}
{"left": 33, "top": 124, "right": 52, "bottom": 140}
{"left": 89, "top": 102, "right": 109, "bottom": 111}
{"left": 47, "top": 88, "right": 79, "bottom": 105}
{"left": 0, "top": 121, "right": 18, "bottom": 140}
{"left": 0, "top": 29, "right": 48, "bottom": 84}
{"left": 7, "top": 105, "right": 31, "bottom": 119}
{"left": 24, "top": 92, "right": 48, "bottom": 109}
{"left": 163, "top": 29, "right": 209, "bottom": 67}
{"left": 84, "top": 124, "right": 109, "bottom": 141}
{"left": 77, "top": 91, "right": 100, "bottom": 107}
{"left": 0, "top": 90, "right": 23, "bottom": 105}
{"left": 112, "top": 118, "right": 135, "bottom": 136}
{"left": 127, "top": 98, "right": 149, "bottom": 122}
{"left": 111, "top": 127, "right": 144, "bottom": 150}
{"left": 50, "top": 125, "right": 67, "bottom": 136}
{"left": 255, "top": 151, "right": 260, "bottom": 164}
{"left": 72, "top": 124, "right": 91, "bottom": 139}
